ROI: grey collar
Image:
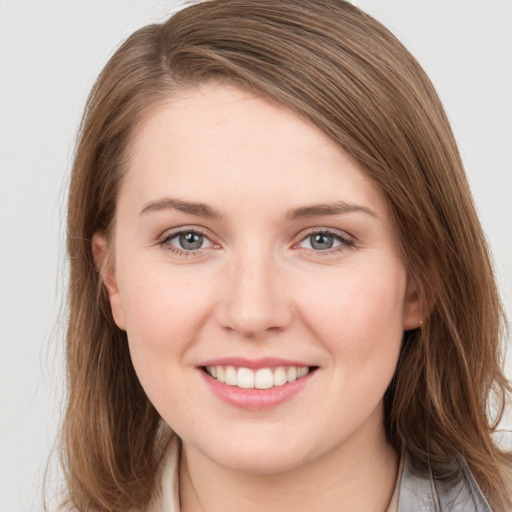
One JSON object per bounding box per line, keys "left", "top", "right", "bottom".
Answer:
{"left": 398, "top": 452, "right": 493, "bottom": 511}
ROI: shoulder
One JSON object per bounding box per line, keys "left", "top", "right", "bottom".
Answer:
{"left": 397, "top": 451, "right": 493, "bottom": 512}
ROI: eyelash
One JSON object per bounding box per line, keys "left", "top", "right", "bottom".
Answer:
{"left": 157, "top": 228, "right": 355, "bottom": 258}
{"left": 157, "top": 228, "right": 214, "bottom": 258}
{"left": 296, "top": 228, "right": 355, "bottom": 256}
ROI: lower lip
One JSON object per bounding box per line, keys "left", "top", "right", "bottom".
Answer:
{"left": 199, "top": 369, "right": 315, "bottom": 410}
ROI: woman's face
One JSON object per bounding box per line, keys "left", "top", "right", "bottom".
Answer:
{"left": 98, "top": 84, "right": 420, "bottom": 474}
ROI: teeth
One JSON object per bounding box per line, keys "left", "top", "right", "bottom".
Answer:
{"left": 286, "top": 366, "right": 297, "bottom": 383}
{"left": 297, "top": 366, "right": 308, "bottom": 378}
{"left": 237, "top": 367, "right": 254, "bottom": 389}
{"left": 273, "top": 367, "right": 287, "bottom": 386}
{"left": 255, "top": 368, "right": 273, "bottom": 389}
{"left": 225, "top": 366, "right": 237, "bottom": 386}
{"left": 205, "top": 365, "right": 311, "bottom": 389}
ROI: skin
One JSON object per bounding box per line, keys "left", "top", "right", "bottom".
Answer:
{"left": 94, "top": 83, "right": 421, "bottom": 511}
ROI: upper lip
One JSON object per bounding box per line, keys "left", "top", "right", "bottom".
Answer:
{"left": 198, "top": 357, "right": 315, "bottom": 370}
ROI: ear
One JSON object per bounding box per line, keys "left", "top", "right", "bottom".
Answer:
{"left": 92, "top": 232, "right": 126, "bottom": 331}
{"left": 402, "top": 277, "right": 425, "bottom": 331}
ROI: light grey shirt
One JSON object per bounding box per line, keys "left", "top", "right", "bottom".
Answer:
{"left": 147, "top": 437, "right": 493, "bottom": 512}
{"left": 398, "top": 452, "right": 492, "bottom": 511}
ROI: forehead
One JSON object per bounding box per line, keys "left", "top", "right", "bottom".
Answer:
{"left": 128, "top": 83, "right": 342, "bottom": 165}
{"left": 120, "top": 83, "right": 387, "bottom": 219}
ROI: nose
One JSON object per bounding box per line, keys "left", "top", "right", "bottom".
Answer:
{"left": 216, "top": 246, "right": 293, "bottom": 340}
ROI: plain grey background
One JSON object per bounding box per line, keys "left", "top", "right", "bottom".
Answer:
{"left": 1, "top": 1, "right": 511, "bottom": 511}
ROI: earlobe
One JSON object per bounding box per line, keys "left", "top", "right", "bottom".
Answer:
{"left": 92, "top": 232, "right": 126, "bottom": 331}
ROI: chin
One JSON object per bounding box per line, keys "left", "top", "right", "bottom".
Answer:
{"left": 215, "top": 449, "right": 309, "bottom": 475}
{"left": 189, "top": 428, "right": 323, "bottom": 475}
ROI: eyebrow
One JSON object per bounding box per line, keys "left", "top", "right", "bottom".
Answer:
{"left": 284, "top": 202, "right": 377, "bottom": 221}
{"left": 139, "top": 197, "right": 221, "bottom": 218}
{"left": 139, "top": 196, "right": 376, "bottom": 221}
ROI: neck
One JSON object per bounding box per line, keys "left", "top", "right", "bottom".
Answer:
{"left": 179, "top": 408, "right": 398, "bottom": 512}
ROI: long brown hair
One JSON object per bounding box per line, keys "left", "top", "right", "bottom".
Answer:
{"left": 62, "top": 1, "right": 511, "bottom": 510}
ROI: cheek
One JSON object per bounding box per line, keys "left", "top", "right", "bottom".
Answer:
{"left": 297, "top": 262, "right": 406, "bottom": 372}
{"left": 118, "top": 262, "right": 210, "bottom": 346}
{"left": 114, "top": 263, "right": 215, "bottom": 398}
{"left": 117, "top": 277, "right": 210, "bottom": 430}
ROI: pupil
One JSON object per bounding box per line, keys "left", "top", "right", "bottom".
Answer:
{"left": 179, "top": 232, "right": 203, "bottom": 250}
{"left": 311, "top": 233, "right": 333, "bottom": 250}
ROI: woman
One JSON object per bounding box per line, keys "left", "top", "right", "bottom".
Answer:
{"left": 61, "top": 0, "right": 511, "bottom": 510}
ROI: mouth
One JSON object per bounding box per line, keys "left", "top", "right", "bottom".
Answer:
{"left": 201, "top": 365, "right": 317, "bottom": 390}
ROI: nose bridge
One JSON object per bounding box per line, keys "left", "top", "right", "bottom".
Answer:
{"left": 218, "top": 239, "right": 292, "bottom": 338}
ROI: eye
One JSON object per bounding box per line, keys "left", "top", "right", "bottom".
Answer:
{"left": 304, "top": 233, "right": 339, "bottom": 250}
{"left": 297, "top": 230, "right": 353, "bottom": 252}
{"left": 176, "top": 231, "right": 208, "bottom": 250}
{"left": 161, "top": 230, "right": 214, "bottom": 252}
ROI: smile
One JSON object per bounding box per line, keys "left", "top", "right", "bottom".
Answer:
{"left": 204, "top": 365, "right": 311, "bottom": 389}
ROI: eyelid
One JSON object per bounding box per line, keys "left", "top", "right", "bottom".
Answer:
{"left": 167, "top": 231, "right": 213, "bottom": 248}
{"left": 157, "top": 224, "right": 215, "bottom": 241}
{"left": 155, "top": 225, "right": 355, "bottom": 257}
{"left": 294, "top": 227, "right": 356, "bottom": 252}
{"left": 157, "top": 225, "right": 220, "bottom": 256}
